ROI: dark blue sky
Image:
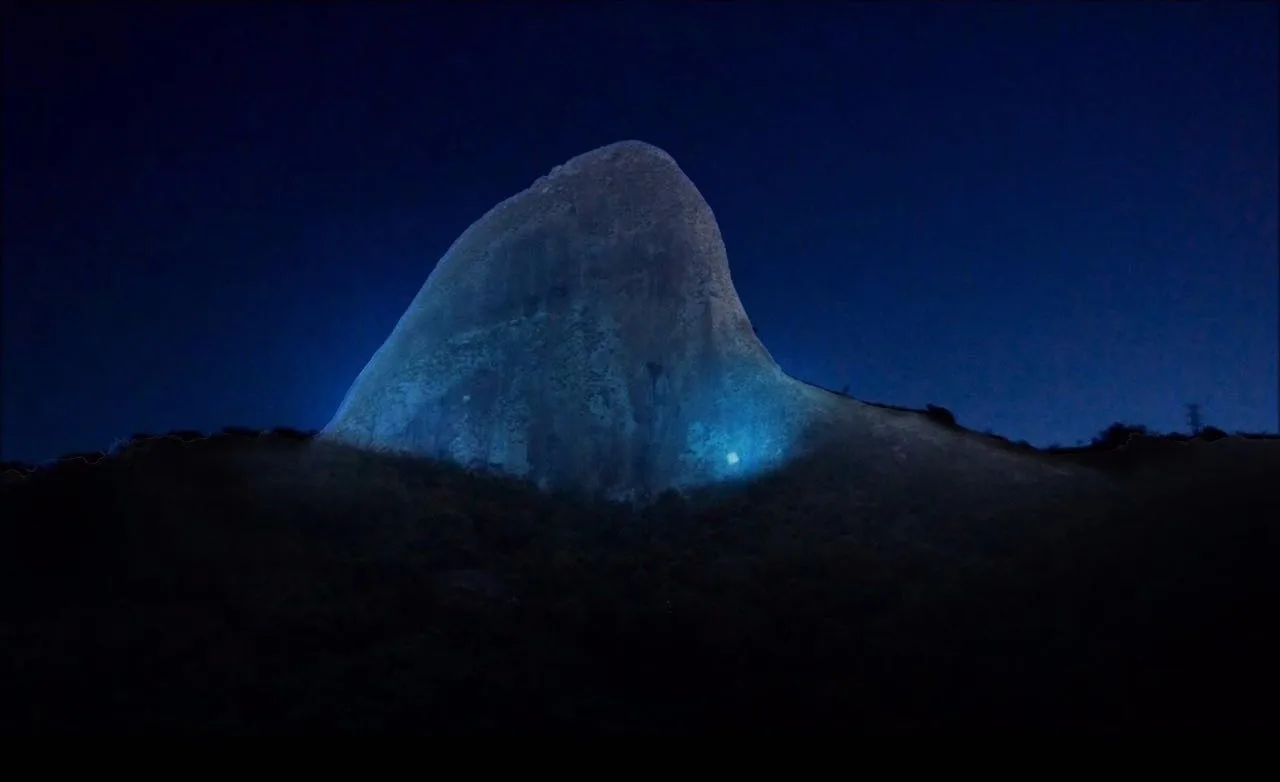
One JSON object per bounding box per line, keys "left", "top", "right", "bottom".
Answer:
{"left": 3, "top": 2, "right": 1277, "bottom": 463}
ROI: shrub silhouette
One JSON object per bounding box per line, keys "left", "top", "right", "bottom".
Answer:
{"left": 1197, "top": 426, "right": 1228, "bottom": 442}
{"left": 59, "top": 451, "right": 107, "bottom": 464}
{"left": 269, "top": 426, "right": 316, "bottom": 441}
{"left": 1090, "top": 422, "right": 1150, "bottom": 450}
{"left": 220, "top": 426, "right": 260, "bottom": 438}
{"left": 106, "top": 432, "right": 161, "bottom": 457}
{"left": 924, "top": 404, "right": 958, "bottom": 427}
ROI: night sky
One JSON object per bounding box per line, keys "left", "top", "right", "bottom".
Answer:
{"left": 4, "top": 2, "right": 1277, "bottom": 465}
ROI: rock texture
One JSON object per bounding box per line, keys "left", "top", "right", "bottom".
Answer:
{"left": 321, "top": 140, "right": 1092, "bottom": 502}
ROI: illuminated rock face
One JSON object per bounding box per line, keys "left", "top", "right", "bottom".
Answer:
{"left": 322, "top": 140, "right": 835, "bottom": 500}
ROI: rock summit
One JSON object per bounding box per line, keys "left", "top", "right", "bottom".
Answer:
{"left": 320, "top": 140, "right": 1072, "bottom": 501}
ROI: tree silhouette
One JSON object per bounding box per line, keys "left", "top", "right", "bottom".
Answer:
{"left": 1185, "top": 402, "right": 1204, "bottom": 436}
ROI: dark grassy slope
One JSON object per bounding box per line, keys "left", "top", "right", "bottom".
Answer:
{"left": 2, "top": 430, "right": 1277, "bottom": 733}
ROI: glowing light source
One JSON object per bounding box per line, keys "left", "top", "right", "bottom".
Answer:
{"left": 725, "top": 451, "right": 740, "bottom": 465}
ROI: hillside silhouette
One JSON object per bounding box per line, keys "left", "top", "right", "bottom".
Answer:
{"left": 2, "top": 417, "right": 1277, "bottom": 733}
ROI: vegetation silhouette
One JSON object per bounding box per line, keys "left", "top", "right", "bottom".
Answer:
{"left": 923, "top": 404, "right": 958, "bottom": 428}
{"left": 2, "top": 416, "right": 1278, "bottom": 734}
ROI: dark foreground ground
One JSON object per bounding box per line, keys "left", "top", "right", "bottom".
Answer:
{"left": 2, "top": 429, "right": 1277, "bottom": 733}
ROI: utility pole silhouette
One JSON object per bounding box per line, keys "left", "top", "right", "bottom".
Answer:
{"left": 1185, "top": 402, "right": 1204, "bottom": 436}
